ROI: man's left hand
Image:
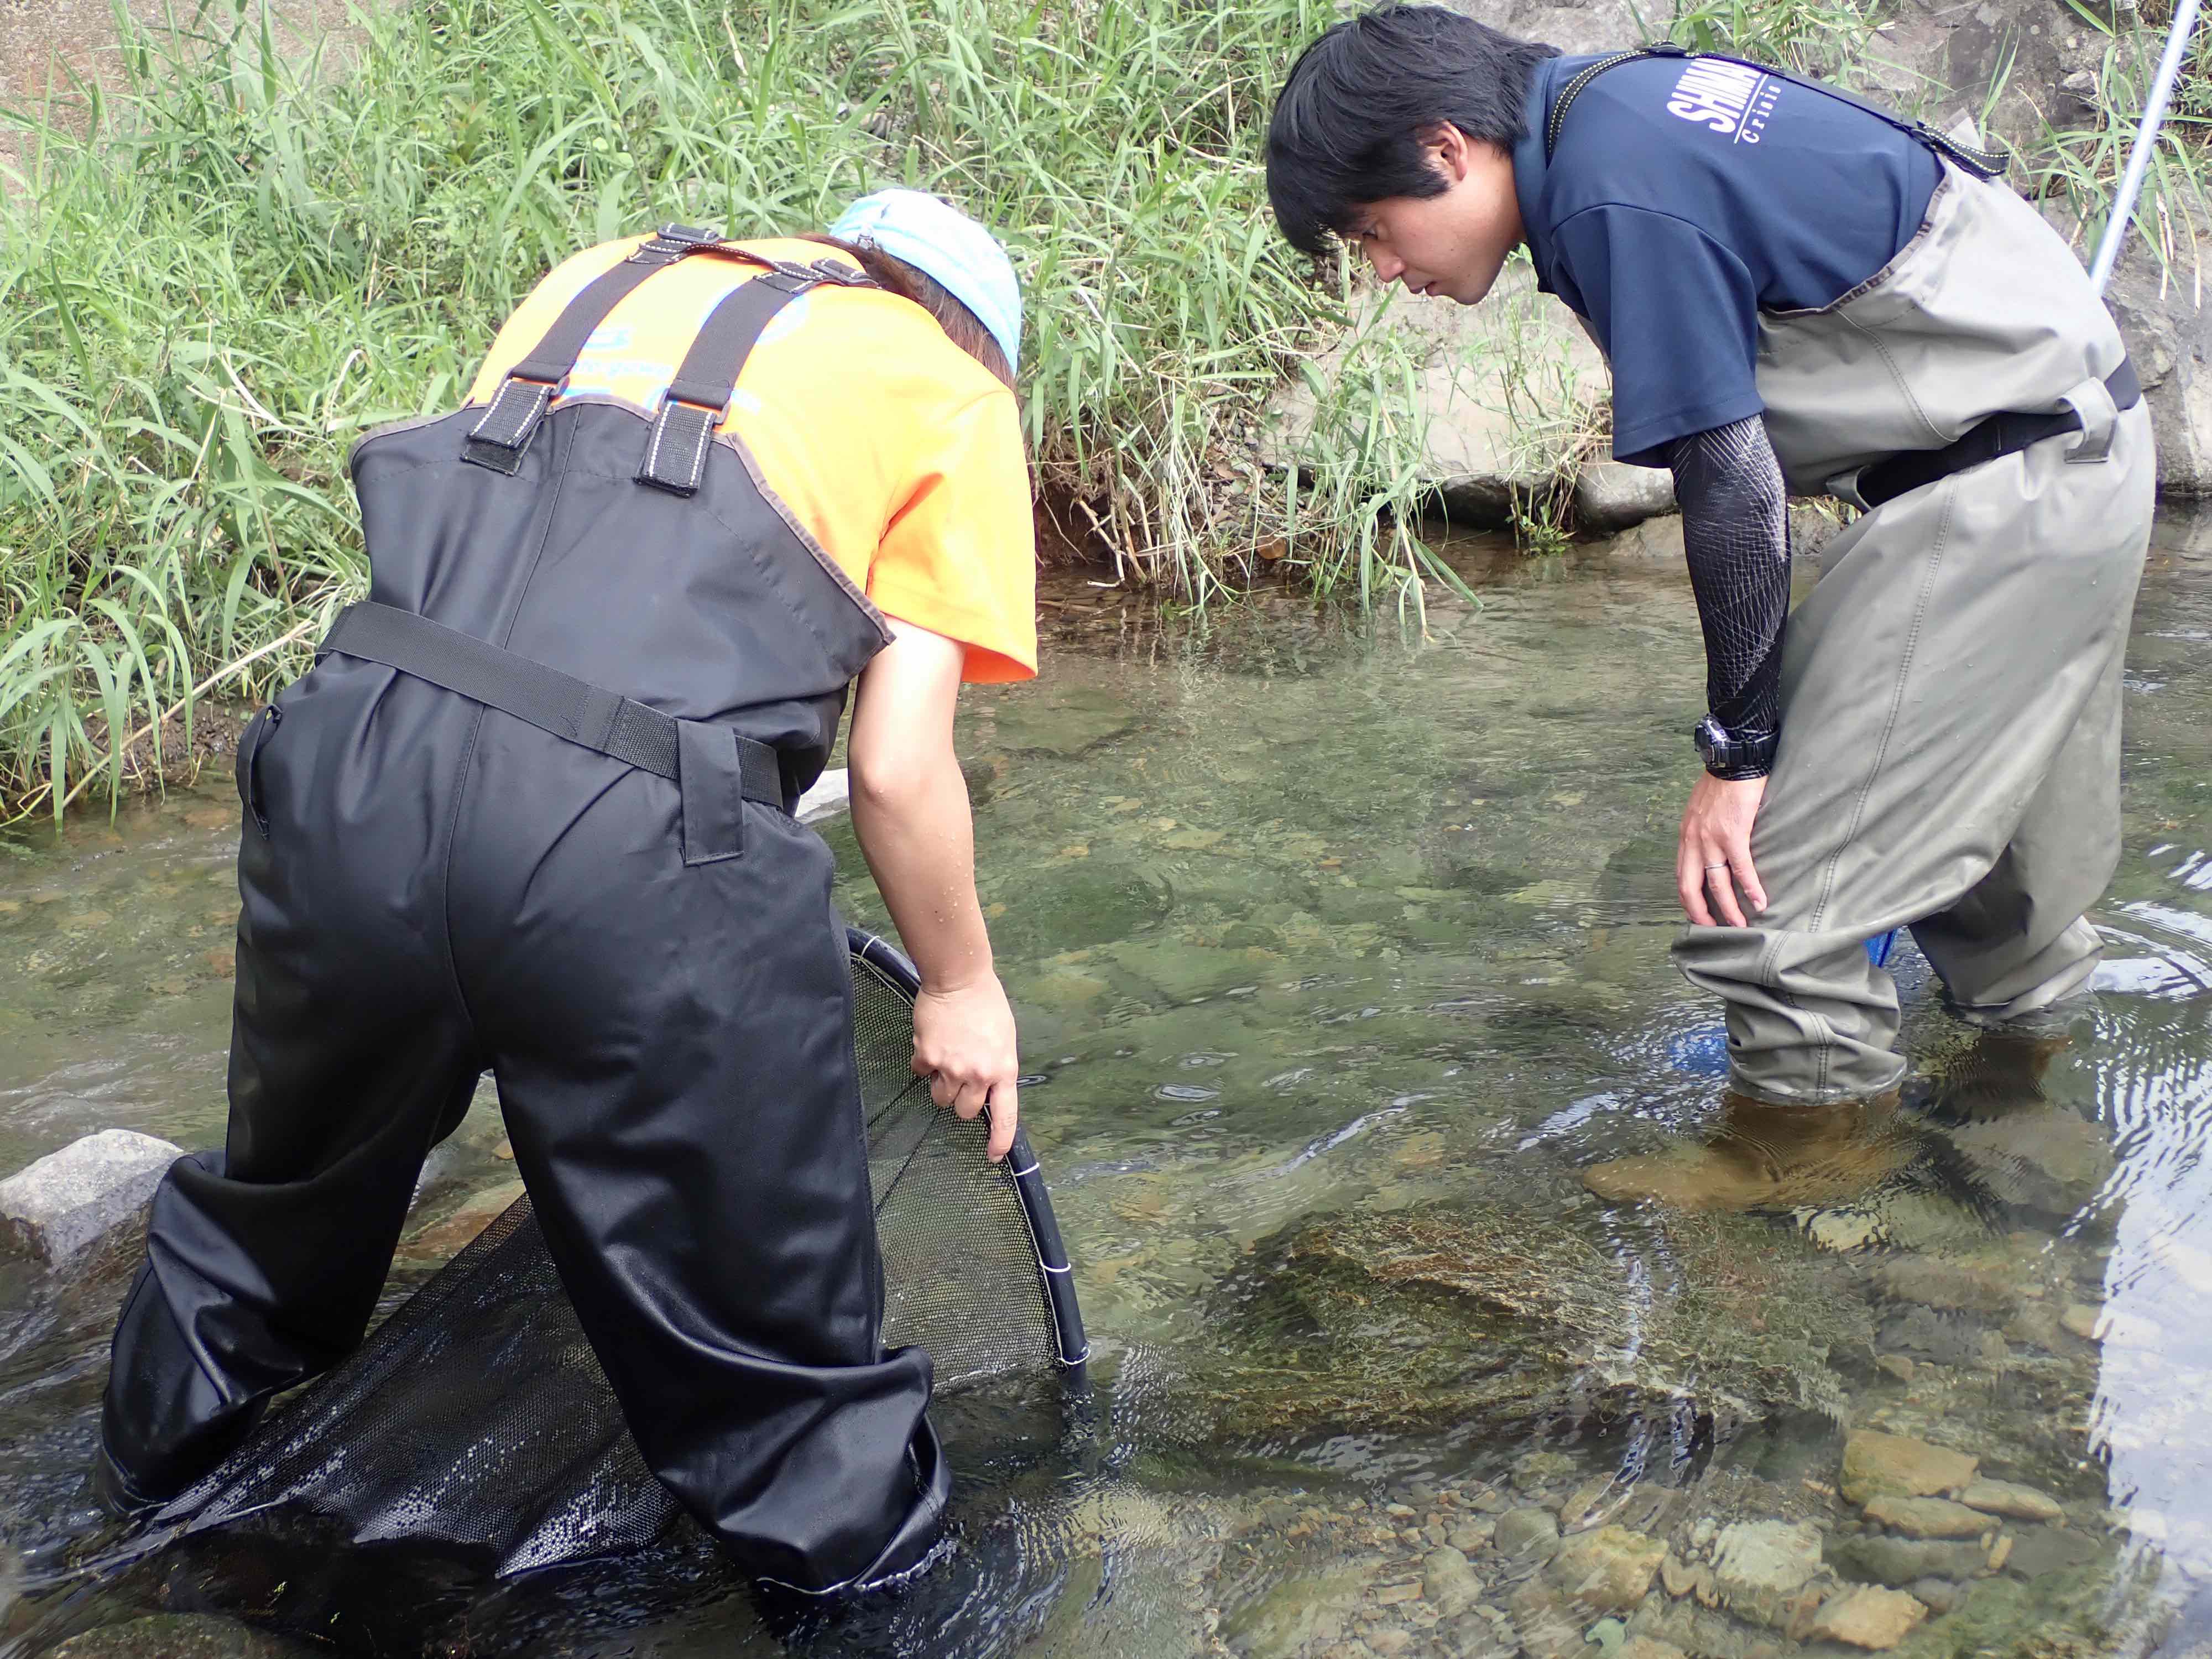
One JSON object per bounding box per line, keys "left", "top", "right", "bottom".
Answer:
{"left": 1678, "top": 773, "right": 1769, "bottom": 927}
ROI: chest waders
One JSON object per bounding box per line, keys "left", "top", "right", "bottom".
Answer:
{"left": 97, "top": 229, "right": 957, "bottom": 1594}
{"left": 1556, "top": 55, "right": 2155, "bottom": 1106}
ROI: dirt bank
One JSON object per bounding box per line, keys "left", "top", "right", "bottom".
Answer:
{"left": 1, "top": 0, "right": 380, "bottom": 188}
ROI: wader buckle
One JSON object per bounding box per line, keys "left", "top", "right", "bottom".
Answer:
{"left": 463, "top": 374, "right": 561, "bottom": 476}
{"left": 2059, "top": 374, "right": 2119, "bottom": 465}
{"left": 1824, "top": 466, "right": 1872, "bottom": 513}
{"left": 638, "top": 387, "right": 734, "bottom": 497}
{"left": 631, "top": 222, "right": 728, "bottom": 264}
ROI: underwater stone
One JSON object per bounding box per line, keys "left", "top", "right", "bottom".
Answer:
{"left": 1998, "top": 1525, "right": 2100, "bottom": 1578}
{"left": 1708, "top": 1520, "right": 1825, "bottom": 1627}
{"left": 1499, "top": 1507, "right": 1564, "bottom": 1561}
{"left": 1860, "top": 1495, "right": 1992, "bottom": 1540}
{"left": 1617, "top": 1640, "right": 1689, "bottom": 1659}
{"left": 1449, "top": 1515, "right": 1498, "bottom": 1552}
{"left": 1423, "top": 1545, "right": 1485, "bottom": 1616}
{"left": 50, "top": 1613, "right": 321, "bottom": 1657}
{"left": 1805, "top": 1586, "right": 1928, "bottom": 1650}
{"left": 0, "top": 1129, "right": 181, "bottom": 1264}
{"left": 1874, "top": 1255, "right": 2018, "bottom": 1314}
{"left": 1823, "top": 1532, "right": 1984, "bottom": 1588}
{"left": 1839, "top": 1430, "right": 1978, "bottom": 1505}
{"left": 1550, "top": 1526, "right": 1667, "bottom": 1616}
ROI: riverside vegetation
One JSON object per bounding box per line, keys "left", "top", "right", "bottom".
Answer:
{"left": 0, "top": 0, "right": 2206, "bottom": 816}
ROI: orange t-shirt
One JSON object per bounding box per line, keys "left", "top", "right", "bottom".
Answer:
{"left": 467, "top": 236, "right": 1037, "bottom": 683}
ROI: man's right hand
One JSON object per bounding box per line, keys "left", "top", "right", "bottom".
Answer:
{"left": 912, "top": 974, "right": 1021, "bottom": 1162}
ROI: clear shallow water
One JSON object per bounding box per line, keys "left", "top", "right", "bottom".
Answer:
{"left": 2, "top": 513, "right": 2211, "bottom": 1657}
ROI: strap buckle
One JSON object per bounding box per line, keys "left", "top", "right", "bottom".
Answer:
{"left": 1824, "top": 466, "right": 1872, "bottom": 513}
{"left": 462, "top": 374, "right": 560, "bottom": 474}
{"left": 630, "top": 222, "right": 728, "bottom": 265}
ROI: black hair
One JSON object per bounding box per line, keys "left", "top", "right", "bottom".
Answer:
{"left": 1266, "top": 6, "right": 1559, "bottom": 255}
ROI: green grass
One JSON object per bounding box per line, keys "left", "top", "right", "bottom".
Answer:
{"left": 2028, "top": 0, "right": 2212, "bottom": 285}
{"left": 0, "top": 0, "right": 1445, "bottom": 816}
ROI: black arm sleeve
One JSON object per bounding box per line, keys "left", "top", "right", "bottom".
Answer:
{"left": 1663, "top": 415, "right": 1791, "bottom": 759}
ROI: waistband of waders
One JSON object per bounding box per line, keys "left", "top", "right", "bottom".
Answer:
{"left": 1853, "top": 357, "right": 2142, "bottom": 511}
{"left": 319, "top": 601, "right": 785, "bottom": 864}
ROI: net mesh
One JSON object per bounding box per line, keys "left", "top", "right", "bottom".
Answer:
{"left": 157, "top": 938, "right": 1068, "bottom": 1576}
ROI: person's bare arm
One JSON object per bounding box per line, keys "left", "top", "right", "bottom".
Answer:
{"left": 847, "top": 620, "right": 1021, "bottom": 1160}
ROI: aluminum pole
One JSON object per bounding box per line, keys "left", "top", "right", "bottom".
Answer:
{"left": 2087, "top": 0, "right": 2206, "bottom": 292}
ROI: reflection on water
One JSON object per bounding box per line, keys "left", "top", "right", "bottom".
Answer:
{"left": 2, "top": 512, "right": 2211, "bottom": 1657}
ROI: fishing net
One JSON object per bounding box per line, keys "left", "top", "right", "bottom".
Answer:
{"left": 150, "top": 930, "right": 1084, "bottom": 1577}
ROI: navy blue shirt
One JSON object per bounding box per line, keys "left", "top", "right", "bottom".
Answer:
{"left": 1510, "top": 53, "right": 1939, "bottom": 465}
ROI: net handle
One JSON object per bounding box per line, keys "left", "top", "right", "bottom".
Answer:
{"left": 845, "top": 927, "right": 1090, "bottom": 1369}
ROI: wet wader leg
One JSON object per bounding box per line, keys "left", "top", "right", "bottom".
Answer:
{"left": 1673, "top": 406, "right": 2153, "bottom": 1105}
{"left": 1910, "top": 631, "right": 2128, "bottom": 1024}
{"left": 103, "top": 702, "right": 486, "bottom": 1503}
{"left": 449, "top": 737, "right": 945, "bottom": 1594}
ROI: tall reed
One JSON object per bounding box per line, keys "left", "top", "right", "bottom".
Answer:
{"left": 0, "top": 0, "right": 1439, "bottom": 815}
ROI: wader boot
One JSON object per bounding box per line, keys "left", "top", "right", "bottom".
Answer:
{"left": 98, "top": 231, "right": 951, "bottom": 1593}
{"left": 1672, "top": 160, "right": 2155, "bottom": 1107}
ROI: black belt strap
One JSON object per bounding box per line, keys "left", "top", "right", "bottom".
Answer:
{"left": 1544, "top": 43, "right": 2008, "bottom": 179}
{"left": 319, "top": 602, "right": 785, "bottom": 807}
{"left": 1857, "top": 357, "right": 2142, "bottom": 509}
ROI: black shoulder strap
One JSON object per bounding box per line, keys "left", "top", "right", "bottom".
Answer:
{"left": 1543, "top": 42, "right": 2008, "bottom": 180}
{"left": 635, "top": 256, "right": 877, "bottom": 497}
{"left": 464, "top": 223, "right": 738, "bottom": 476}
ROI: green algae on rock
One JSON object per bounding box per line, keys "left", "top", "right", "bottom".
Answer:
{"left": 1191, "top": 1195, "right": 1876, "bottom": 1443}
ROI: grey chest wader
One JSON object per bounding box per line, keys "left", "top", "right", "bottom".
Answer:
{"left": 98, "top": 227, "right": 954, "bottom": 1593}
{"left": 1558, "top": 54, "right": 2157, "bottom": 1106}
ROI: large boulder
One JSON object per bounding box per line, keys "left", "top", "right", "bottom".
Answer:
{"left": 1183, "top": 1191, "right": 1875, "bottom": 1443}
{"left": 1, "top": 1130, "right": 181, "bottom": 1264}
{"left": 1264, "top": 262, "right": 1609, "bottom": 528}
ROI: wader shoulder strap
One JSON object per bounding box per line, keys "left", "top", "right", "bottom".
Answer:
{"left": 1543, "top": 43, "right": 2008, "bottom": 179}
{"left": 466, "top": 223, "right": 742, "bottom": 475}
{"left": 637, "top": 255, "right": 878, "bottom": 497}
{"left": 320, "top": 601, "right": 785, "bottom": 807}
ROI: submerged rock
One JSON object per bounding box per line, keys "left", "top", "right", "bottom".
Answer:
{"left": 1805, "top": 1585, "right": 1927, "bottom": 1650}
{"left": 1194, "top": 1194, "right": 1875, "bottom": 1442}
{"left": 1859, "top": 1495, "right": 1990, "bottom": 1540}
{"left": 1499, "top": 1506, "right": 1564, "bottom": 1562}
{"left": 1823, "top": 1531, "right": 1985, "bottom": 1589}
{"left": 1, "top": 1129, "right": 181, "bottom": 1264}
{"left": 1550, "top": 1526, "right": 1666, "bottom": 1616}
{"left": 1423, "top": 1544, "right": 1485, "bottom": 1616}
{"left": 1839, "top": 1430, "right": 1978, "bottom": 1505}
{"left": 1958, "top": 1479, "right": 2063, "bottom": 1525}
{"left": 51, "top": 1613, "right": 320, "bottom": 1657}
{"left": 1708, "top": 1519, "right": 1826, "bottom": 1629}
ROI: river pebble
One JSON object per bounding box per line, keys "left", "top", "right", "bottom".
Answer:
{"left": 1839, "top": 1430, "right": 1979, "bottom": 1504}
{"left": 1860, "top": 1495, "right": 1991, "bottom": 1539}
{"left": 1806, "top": 1585, "right": 1929, "bottom": 1650}
{"left": 1959, "top": 1478, "right": 2064, "bottom": 1524}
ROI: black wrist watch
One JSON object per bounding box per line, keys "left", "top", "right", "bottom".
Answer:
{"left": 1693, "top": 716, "right": 1777, "bottom": 780}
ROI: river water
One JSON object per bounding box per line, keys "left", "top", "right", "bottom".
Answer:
{"left": 3, "top": 512, "right": 2211, "bottom": 1658}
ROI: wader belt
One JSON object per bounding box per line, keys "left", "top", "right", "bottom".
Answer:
{"left": 465, "top": 223, "right": 877, "bottom": 479}
{"left": 319, "top": 602, "right": 786, "bottom": 861}
{"left": 1543, "top": 42, "right": 2009, "bottom": 179}
{"left": 1855, "top": 357, "right": 2142, "bottom": 509}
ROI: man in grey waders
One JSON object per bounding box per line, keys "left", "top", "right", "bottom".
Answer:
{"left": 1265, "top": 7, "right": 2153, "bottom": 1200}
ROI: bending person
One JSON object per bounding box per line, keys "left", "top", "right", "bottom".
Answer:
{"left": 1264, "top": 8, "right": 2151, "bottom": 1195}
{"left": 95, "top": 191, "right": 1036, "bottom": 1592}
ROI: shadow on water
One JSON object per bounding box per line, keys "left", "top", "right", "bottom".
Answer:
{"left": 5, "top": 513, "right": 2212, "bottom": 1655}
